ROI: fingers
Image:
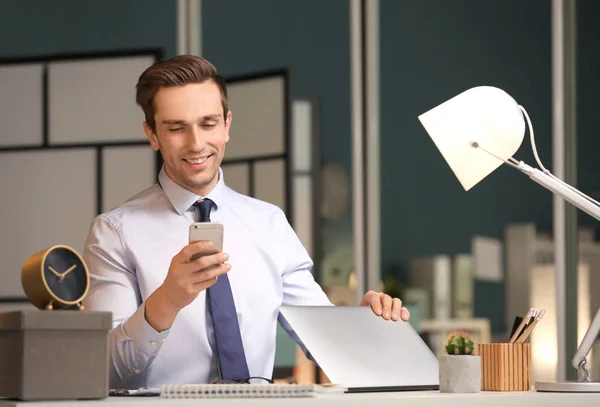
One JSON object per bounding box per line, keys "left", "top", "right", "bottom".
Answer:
{"left": 180, "top": 240, "right": 220, "bottom": 263}
{"left": 380, "top": 293, "right": 393, "bottom": 320}
{"left": 178, "top": 263, "right": 231, "bottom": 297}
{"left": 389, "top": 299, "right": 410, "bottom": 322}
{"left": 361, "top": 291, "right": 410, "bottom": 322}
{"left": 190, "top": 262, "right": 231, "bottom": 286}
{"left": 361, "top": 291, "right": 394, "bottom": 319}
{"left": 360, "top": 290, "right": 381, "bottom": 314}
{"left": 391, "top": 298, "right": 403, "bottom": 321}
{"left": 190, "top": 252, "right": 229, "bottom": 272}
{"left": 174, "top": 245, "right": 228, "bottom": 276}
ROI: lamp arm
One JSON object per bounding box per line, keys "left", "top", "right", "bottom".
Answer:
{"left": 517, "top": 161, "right": 600, "bottom": 380}
{"left": 518, "top": 162, "right": 600, "bottom": 222}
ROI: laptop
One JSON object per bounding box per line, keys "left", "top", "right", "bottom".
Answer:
{"left": 279, "top": 305, "right": 439, "bottom": 393}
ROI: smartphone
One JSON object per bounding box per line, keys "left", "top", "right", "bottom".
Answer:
{"left": 189, "top": 222, "right": 224, "bottom": 261}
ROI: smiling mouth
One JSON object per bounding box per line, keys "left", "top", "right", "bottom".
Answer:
{"left": 183, "top": 155, "right": 211, "bottom": 164}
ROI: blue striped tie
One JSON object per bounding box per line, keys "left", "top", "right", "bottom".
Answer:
{"left": 194, "top": 198, "right": 250, "bottom": 381}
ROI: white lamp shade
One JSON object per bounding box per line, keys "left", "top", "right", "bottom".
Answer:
{"left": 418, "top": 86, "right": 526, "bottom": 191}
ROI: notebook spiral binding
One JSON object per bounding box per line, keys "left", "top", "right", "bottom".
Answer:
{"left": 160, "top": 383, "right": 345, "bottom": 398}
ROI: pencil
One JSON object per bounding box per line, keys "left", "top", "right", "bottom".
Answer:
{"left": 516, "top": 309, "right": 545, "bottom": 343}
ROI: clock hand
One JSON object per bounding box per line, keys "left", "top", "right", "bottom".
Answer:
{"left": 48, "top": 266, "right": 62, "bottom": 278}
{"left": 60, "top": 264, "right": 77, "bottom": 280}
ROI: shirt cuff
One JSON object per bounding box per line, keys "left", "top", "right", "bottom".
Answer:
{"left": 122, "top": 302, "right": 171, "bottom": 358}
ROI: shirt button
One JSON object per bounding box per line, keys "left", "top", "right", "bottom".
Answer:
{"left": 161, "top": 338, "right": 166, "bottom": 344}
{"left": 150, "top": 341, "right": 157, "bottom": 347}
{"left": 134, "top": 369, "right": 140, "bottom": 374}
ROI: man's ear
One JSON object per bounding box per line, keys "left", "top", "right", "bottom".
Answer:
{"left": 224, "top": 111, "right": 232, "bottom": 143}
{"left": 143, "top": 122, "right": 159, "bottom": 151}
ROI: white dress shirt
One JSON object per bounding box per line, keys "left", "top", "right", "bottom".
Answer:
{"left": 83, "top": 166, "right": 332, "bottom": 389}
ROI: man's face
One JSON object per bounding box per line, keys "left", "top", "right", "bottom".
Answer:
{"left": 144, "top": 81, "right": 231, "bottom": 196}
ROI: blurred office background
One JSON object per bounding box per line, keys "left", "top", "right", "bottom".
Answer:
{"left": 1, "top": 0, "right": 599, "bottom": 386}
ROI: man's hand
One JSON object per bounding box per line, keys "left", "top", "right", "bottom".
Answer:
{"left": 359, "top": 290, "right": 410, "bottom": 322}
{"left": 145, "top": 240, "right": 230, "bottom": 332}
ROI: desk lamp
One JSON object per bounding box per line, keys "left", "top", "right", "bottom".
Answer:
{"left": 418, "top": 86, "right": 600, "bottom": 392}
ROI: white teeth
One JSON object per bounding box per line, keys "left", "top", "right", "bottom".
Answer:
{"left": 185, "top": 157, "right": 208, "bottom": 164}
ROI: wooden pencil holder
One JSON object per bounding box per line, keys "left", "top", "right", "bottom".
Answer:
{"left": 478, "top": 343, "right": 531, "bottom": 391}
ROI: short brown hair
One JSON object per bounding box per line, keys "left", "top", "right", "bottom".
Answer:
{"left": 135, "top": 54, "right": 228, "bottom": 132}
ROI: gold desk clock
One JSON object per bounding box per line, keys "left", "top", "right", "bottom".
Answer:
{"left": 21, "top": 244, "right": 90, "bottom": 310}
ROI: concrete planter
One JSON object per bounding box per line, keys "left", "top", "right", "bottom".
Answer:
{"left": 438, "top": 354, "right": 481, "bottom": 393}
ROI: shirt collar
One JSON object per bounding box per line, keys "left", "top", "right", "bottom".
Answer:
{"left": 158, "top": 166, "right": 227, "bottom": 216}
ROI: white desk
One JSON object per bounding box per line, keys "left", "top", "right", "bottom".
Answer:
{"left": 1, "top": 391, "right": 599, "bottom": 407}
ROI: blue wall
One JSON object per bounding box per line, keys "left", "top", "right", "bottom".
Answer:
{"left": 0, "top": 0, "right": 176, "bottom": 59}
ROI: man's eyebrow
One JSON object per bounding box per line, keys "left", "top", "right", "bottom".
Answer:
{"left": 201, "top": 114, "right": 222, "bottom": 121}
{"left": 161, "top": 115, "right": 222, "bottom": 126}
{"left": 161, "top": 120, "right": 187, "bottom": 125}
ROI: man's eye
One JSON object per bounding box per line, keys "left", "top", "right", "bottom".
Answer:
{"left": 203, "top": 123, "right": 216, "bottom": 129}
{"left": 169, "top": 127, "right": 184, "bottom": 133}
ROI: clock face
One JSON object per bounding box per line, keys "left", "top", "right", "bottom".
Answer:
{"left": 42, "top": 247, "right": 88, "bottom": 303}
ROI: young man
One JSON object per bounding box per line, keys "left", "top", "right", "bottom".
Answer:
{"left": 83, "top": 54, "right": 410, "bottom": 389}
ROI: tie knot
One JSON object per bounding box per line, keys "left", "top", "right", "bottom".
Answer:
{"left": 194, "top": 198, "right": 214, "bottom": 222}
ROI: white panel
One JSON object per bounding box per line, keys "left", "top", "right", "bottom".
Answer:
{"left": 222, "top": 163, "right": 250, "bottom": 196}
{"left": 103, "top": 146, "right": 155, "bottom": 212}
{"left": 293, "top": 176, "right": 313, "bottom": 256}
{"left": 0, "top": 64, "right": 43, "bottom": 147}
{"left": 292, "top": 100, "right": 313, "bottom": 172}
{"left": 254, "top": 159, "right": 286, "bottom": 212}
{"left": 48, "top": 56, "right": 155, "bottom": 144}
{"left": 226, "top": 76, "right": 285, "bottom": 159}
{"left": 472, "top": 235, "right": 503, "bottom": 282}
{"left": 0, "top": 149, "right": 96, "bottom": 299}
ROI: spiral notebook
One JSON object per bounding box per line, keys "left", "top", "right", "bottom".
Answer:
{"left": 160, "top": 383, "right": 346, "bottom": 398}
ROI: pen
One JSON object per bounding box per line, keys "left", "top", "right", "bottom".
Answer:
{"left": 510, "top": 316, "right": 523, "bottom": 338}
{"left": 509, "top": 308, "right": 536, "bottom": 343}
{"left": 516, "top": 309, "right": 545, "bottom": 343}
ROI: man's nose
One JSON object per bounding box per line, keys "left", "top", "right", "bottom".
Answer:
{"left": 188, "top": 127, "right": 206, "bottom": 150}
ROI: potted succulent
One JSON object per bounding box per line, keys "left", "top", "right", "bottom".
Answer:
{"left": 438, "top": 330, "right": 481, "bottom": 393}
